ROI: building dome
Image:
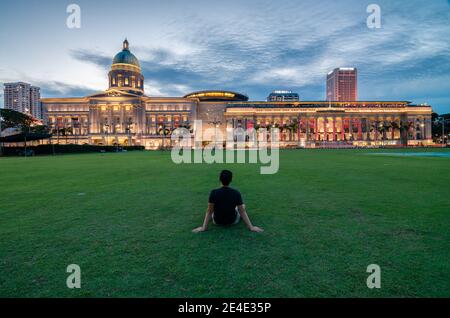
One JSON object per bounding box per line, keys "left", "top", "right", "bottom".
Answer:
{"left": 112, "top": 39, "right": 140, "bottom": 68}
{"left": 108, "top": 39, "right": 145, "bottom": 95}
{"left": 184, "top": 90, "right": 249, "bottom": 102}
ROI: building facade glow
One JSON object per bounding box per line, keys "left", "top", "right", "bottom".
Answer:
{"left": 41, "top": 40, "right": 433, "bottom": 149}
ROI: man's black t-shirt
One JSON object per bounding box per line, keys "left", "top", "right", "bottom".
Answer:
{"left": 209, "top": 187, "right": 243, "bottom": 225}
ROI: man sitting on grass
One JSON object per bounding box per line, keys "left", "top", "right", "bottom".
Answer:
{"left": 193, "top": 170, "right": 264, "bottom": 233}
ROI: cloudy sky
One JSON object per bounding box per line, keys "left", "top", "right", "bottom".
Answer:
{"left": 1, "top": 0, "right": 449, "bottom": 113}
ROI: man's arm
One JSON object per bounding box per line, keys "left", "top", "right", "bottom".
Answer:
{"left": 192, "top": 203, "right": 214, "bottom": 233}
{"left": 237, "top": 204, "right": 264, "bottom": 233}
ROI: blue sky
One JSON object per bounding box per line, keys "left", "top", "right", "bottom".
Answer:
{"left": 1, "top": 0, "right": 449, "bottom": 113}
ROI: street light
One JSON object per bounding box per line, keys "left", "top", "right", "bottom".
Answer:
{"left": 72, "top": 117, "right": 80, "bottom": 145}
{"left": 125, "top": 120, "right": 133, "bottom": 146}
{"left": 0, "top": 111, "right": 3, "bottom": 156}
{"left": 104, "top": 124, "right": 110, "bottom": 146}
{"left": 113, "top": 122, "right": 119, "bottom": 152}
{"left": 208, "top": 118, "right": 221, "bottom": 147}
{"left": 437, "top": 117, "right": 450, "bottom": 148}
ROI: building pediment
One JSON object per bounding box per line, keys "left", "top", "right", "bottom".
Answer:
{"left": 87, "top": 89, "right": 144, "bottom": 98}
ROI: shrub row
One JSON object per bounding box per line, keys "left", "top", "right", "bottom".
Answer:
{"left": 1, "top": 144, "right": 145, "bottom": 156}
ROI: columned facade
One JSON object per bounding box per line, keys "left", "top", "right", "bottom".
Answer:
{"left": 224, "top": 102, "right": 433, "bottom": 147}
{"left": 41, "top": 40, "right": 434, "bottom": 149}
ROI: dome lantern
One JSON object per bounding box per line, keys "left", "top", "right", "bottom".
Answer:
{"left": 108, "top": 39, "right": 145, "bottom": 95}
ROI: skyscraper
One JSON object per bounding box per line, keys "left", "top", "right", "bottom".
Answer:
{"left": 326, "top": 68, "right": 357, "bottom": 101}
{"left": 29, "top": 86, "right": 42, "bottom": 119}
{"left": 4, "top": 82, "right": 42, "bottom": 119}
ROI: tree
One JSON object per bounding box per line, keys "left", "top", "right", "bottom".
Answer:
{"left": 291, "top": 118, "right": 299, "bottom": 142}
{"left": 158, "top": 124, "right": 171, "bottom": 149}
{"left": 400, "top": 120, "right": 414, "bottom": 147}
{"left": 0, "top": 109, "right": 34, "bottom": 131}
{"left": 61, "top": 127, "right": 73, "bottom": 144}
{"left": 432, "top": 113, "right": 450, "bottom": 143}
{"left": 380, "top": 121, "right": 392, "bottom": 143}
{"left": 390, "top": 121, "right": 401, "bottom": 141}
{"left": 0, "top": 109, "right": 49, "bottom": 154}
{"left": 370, "top": 121, "right": 380, "bottom": 141}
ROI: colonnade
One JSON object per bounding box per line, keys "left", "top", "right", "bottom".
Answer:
{"left": 227, "top": 114, "right": 432, "bottom": 143}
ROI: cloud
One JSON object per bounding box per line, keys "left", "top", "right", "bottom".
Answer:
{"left": 2, "top": 0, "right": 449, "bottom": 112}
{"left": 37, "top": 81, "right": 98, "bottom": 97}
{"left": 70, "top": 50, "right": 111, "bottom": 70}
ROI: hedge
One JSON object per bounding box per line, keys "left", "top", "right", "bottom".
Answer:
{"left": 1, "top": 144, "right": 145, "bottom": 156}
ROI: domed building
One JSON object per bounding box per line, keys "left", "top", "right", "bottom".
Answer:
{"left": 108, "top": 39, "right": 145, "bottom": 95}
{"left": 41, "top": 39, "right": 433, "bottom": 149}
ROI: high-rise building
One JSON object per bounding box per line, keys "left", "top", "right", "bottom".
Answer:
{"left": 4, "top": 82, "right": 42, "bottom": 118}
{"left": 326, "top": 68, "right": 357, "bottom": 101}
{"left": 30, "top": 86, "right": 42, "bottom": 119}
{"left": 267, "top": 90, "right": 299, "bottom": 102}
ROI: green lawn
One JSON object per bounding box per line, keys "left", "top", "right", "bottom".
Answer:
{"left": 0, "top": 149, "right": 449, "bottom": 298}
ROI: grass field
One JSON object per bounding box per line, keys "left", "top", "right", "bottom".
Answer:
{"left": 0, "top": 149, "right": 449, "bottom": 298}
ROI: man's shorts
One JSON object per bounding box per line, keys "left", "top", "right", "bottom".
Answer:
{"left": 212, "top": 208, "right": 240, "bottom": 225}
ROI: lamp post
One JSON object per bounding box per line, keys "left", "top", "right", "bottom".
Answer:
{"left": 380, "top": 122, "right": 385, "bottom": 147}
{"left": 126, "top": 120, "right": 133, "bottom": 147}
{"left": 208, "top": 118, "right": 221, "bottom": 147}
{"left": 161, "top": 123, "right": 166, "bottom": 149}
{"left": 72, "top": 117, "right": 79, "bottom": 145}
{"left": 104, "top": 124, "right": 110, "bottom": 146}
{"left": 114, "top": 123, "right": 119, "bottom": 152}
{"left": 420, "top": 123, "right": 425, "bottom": 145}
{"left": 438, "top": 117, "right": 450, "bottom": 148}
{"left": 0, "top": 112, "right": 13, "bottom": 155}
{"left": 0, "top": 110, "right": 3, "bottom": 156}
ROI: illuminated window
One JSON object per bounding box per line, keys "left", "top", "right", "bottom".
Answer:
{"left": 125, "top": 78, "right": 129, "bottom": 85}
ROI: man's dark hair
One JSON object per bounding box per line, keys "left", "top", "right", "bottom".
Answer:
{"left": 220, "top": 170, "right": 233, "bottom": 186}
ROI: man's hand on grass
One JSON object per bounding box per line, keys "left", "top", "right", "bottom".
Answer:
{"left": 192, "top": 226, "right": 207, "bottom": 233}
{"left": 249, "top": 226, "right": 264, "bottom": 233}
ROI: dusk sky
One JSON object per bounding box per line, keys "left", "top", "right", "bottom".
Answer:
{"left": 1, "top": 0, "right": 449, "bottom": 113}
